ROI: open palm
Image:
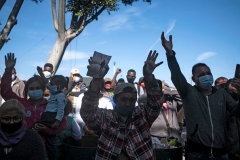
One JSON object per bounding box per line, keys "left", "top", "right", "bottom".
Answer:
{"left": 5, "top": 53, "right": 16, "bottom": 69}
{"left": 143, "top": 50, "right": 163, "bottom": 75}
{"left": 161, "top": 32, "right": 173, "bottom": 54}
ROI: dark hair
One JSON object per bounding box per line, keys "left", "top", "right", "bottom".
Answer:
{"left": 127, "top": 69, "right": 136, "bottom": 74}
{"left": 117, "top": 78, "right": 125, "bottom": 83}
{"left": 44, "top": 63, "right": 53, "bottom": 69}
{"left": 51, "top": 75, "right": 68, "bottom": 89}
{"left": 24, "top": 75, "right": 46, "bottom": 99}
{"left": 192, "top": 63, "right": 210, "bottom": 76}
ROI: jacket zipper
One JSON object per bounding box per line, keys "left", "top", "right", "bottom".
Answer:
{"left": 206, "top": 96, "right": 214, "bottom": 158}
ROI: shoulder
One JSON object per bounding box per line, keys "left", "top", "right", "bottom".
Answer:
{"left": 22, "top": 129, "right": 43, "bottom": 143}
{"left": 56, "top": 92, "right": 67, "bottom": 98}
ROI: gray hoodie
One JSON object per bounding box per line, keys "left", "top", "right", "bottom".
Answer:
{"left": 167, "top": 52, "right": 240, "bottom": 150}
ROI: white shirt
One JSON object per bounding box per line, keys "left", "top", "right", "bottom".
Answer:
{"left": 98, "top": 96, "right": 113, "bottom": 110}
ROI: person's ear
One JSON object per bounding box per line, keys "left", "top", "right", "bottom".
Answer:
{"left": 192, "top": 76, "right": 196, "bottom": 82}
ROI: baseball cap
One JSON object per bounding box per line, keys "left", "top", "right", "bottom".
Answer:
{"left": 214, "top": 77, "right": 228, "bottom": 86}
{"left": 114, "top": 83, "right": 137, "bottom": 95}
{"left": 71, "top": 68, "right": 80, "bottom": 75}
{"left": 104, "top": 78, "right": 112, "bottom": 83}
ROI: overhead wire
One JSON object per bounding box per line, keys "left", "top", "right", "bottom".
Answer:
{"left": 18, "top": 31, "right": 53, "bottom": 59}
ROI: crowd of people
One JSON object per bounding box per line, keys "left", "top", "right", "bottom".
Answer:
{"left": 0, "top": 32, "right": 239, "bottom": 160}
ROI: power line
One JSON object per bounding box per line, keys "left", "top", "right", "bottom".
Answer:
{"left": 18, "top": 31, "right": 54, "bottom": 59}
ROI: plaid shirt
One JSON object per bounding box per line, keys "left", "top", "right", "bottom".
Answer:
{"left": 80, "top": 79, "right": 161, "bottom": 160}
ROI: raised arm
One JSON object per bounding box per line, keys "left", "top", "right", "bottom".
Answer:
{"left": 161, "top": 32, "right": 189, "bottom": 99}
{"left": 1, "top": 53, "right": 25, "bottom": 101}
{"left": 80, "top": 57, "right": 109, "bottom": 132}
{"left": 37, "top": 66, "right": 49, "bottom": 84}
{"left": 111, "top": 68, "right": 121, "bottom": 89}
{"left": 143, "top": 50, "right": 164, "bottom": 126}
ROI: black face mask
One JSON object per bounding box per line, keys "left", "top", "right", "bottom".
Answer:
{"left": 1, "top": 121, "right": 23, "bottom": 134}
{"left": 127, "top": 78, "right": 135, "bottom": 84}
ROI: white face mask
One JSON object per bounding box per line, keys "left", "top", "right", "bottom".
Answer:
{"left": 74, "top": 76, "right": 80, "bottom": 83}
{"left": 43, "top": 96, "right": 50, "bottom": 100}
{"left": 43, "top": 71, "right": 52, "bottom": 79}
{"left": 11, "top": 74, "right": 16, "bottom": 80}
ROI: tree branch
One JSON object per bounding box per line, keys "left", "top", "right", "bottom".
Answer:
{"left": 68, "top": 14, "right": 87, "bottom": 39}
{"left": 0, "top": 0, "right": 23, "bottom": 50}
{"left": 58, "top": 0, "right": 66, "bottom": 40}
{"left": 86, "top": 6, "right": 106, "bottom": 26}
{"left": 51, "top": 0, "right": 58, "bottom": 32}
{"left": 70, "top": 11, "right": 78, "bottom": 29}
{"left": 0, "top": 0, "right": 6, "bottom": 11}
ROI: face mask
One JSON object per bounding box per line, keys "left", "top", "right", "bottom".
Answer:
{"left": 43, "top": 71, "right": 52, "bottom": 79}
{"left": 28, "top": 90, "right": 43, "bottom": 100}
{"left": 127, "top": 78, "right": 135, "bottom": 84}
{"left": 11, "top": 74, "right": 16, "bottom": 80}
{"left": 43, "top": 96, "right": 50, "bottom": 100}
{"left": 74, "top": 76, "right": 80, "bottom": 83}
{"left": 48, "top": 85, "right": 58, "bottom": 94}
{"left": 1, "top": 121, "right": 23, "bottom": 134}
{"left": 140, "top": 82, "right": 145, "bottom": 88}
{"left": 115, "top": 105, "right": 135, "bottom": 117}
{"left": 198, "top": 75, "right": 213, "bottom": 90}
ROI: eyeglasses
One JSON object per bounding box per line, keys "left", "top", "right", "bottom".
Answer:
{"left": 28, "top": 86, "right": 41, "bottom": 91}
{"left": 1, "top": 116, "right": 22, "bottom": 124}
{"left": 43, "top": 94, "right": 50, "bottom": 97}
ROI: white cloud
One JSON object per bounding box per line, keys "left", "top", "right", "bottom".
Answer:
{"left": 125, "top": 7, "right": 142, "bottom": 16}
{"left": 165, "top": 19, "right": 176, "bottom": 35}
{"left": 196, "top": 52, "right": 217, "bottom": 62}
{"left": 102, "top": 15, "right": 129, "bottom": 32}
{"left": 146, "top": 19, "right": 176, "bottom": 55}
{"left": 62, "top": 50, "right": 89, "bottom": 60}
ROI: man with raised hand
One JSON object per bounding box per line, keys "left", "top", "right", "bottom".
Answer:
{"left": 80, "top": 51, "right": 163, "bottom": 160}
{"left": 161, "top": 32, "right": 240, "bottom": 160}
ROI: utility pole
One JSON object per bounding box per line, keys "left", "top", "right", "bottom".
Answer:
{"left": 113, "top": 61, "right": 116, "bottom": 76}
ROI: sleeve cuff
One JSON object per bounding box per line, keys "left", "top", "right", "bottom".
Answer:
{"left": 166, "top": 50, "right": 177, "bottom": 62}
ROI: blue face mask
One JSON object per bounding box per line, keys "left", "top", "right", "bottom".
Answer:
{"left": 198, "top": 75, "right": 213, "bottom": 90}
{"left": 115, "top": 105, "right": 135, "bottom": 117}
{"left": 28, "top": 90, "right": 43, "bottom": 100}
{"left": 48, "top": 85, "right": 58, "bottom": 94}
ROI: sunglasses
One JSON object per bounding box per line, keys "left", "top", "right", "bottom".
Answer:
{"left": 217, "top": 78, "right": 228, "bottom": 83}
{"left": 43, "top": 94, "right": 50, "bottom": 97}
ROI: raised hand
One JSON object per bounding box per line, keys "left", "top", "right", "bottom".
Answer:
{"left": 161, "top": 32, "right": 173, "bottom": 55}
{"left": 5, "top": 53, "right": 16, "bottom": 69}
{"left": 143, "top": 50, "right": 163, "bottom": 76}
{"left": 37, "top": 66, "right": 48, "bottom": 84}
{"left": 230, "top": 78, "right": 240, "bottom": 95}
{"left": 37, "top": 66, "right": 43, "bottom": 75}
{"left": 115, "top": 68, "right": 121, "bottom": 74}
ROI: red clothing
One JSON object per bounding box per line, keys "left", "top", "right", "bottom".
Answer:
{"left": 80, "top": 79, "right": 161, "bottom": 160}
{"left": 1, "top": 69, "right": 67, "bottom": 141}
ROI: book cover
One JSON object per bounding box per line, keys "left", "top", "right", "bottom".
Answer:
{"left": 87, "top": 51, "right": 111, "bottom": 78}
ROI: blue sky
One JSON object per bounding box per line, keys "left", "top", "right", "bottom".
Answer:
{"left": 1, "top": 0, "right": 240, "bottom": 87}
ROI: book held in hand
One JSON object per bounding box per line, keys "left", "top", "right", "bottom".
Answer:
{"left": 87, "top": 51, "right": 111, "bottom": 78}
